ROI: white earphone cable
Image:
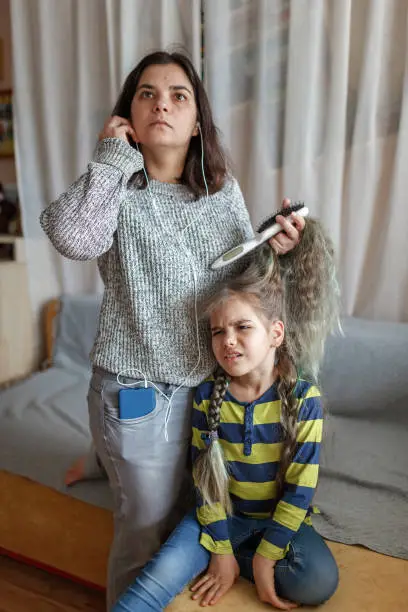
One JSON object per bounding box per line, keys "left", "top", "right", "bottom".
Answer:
{"left": 119, "top": 125, "right": 208, "bottom": 441}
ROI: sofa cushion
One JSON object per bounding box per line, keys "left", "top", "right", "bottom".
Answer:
{"left": 320, "top": 316, "right": 408, "bottom": 419}
{"left": 53, "top": 294, "right": 102, "bottom": 373}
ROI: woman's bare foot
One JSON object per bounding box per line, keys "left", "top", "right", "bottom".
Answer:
{"left": 65, "top": 450, "right": 107, "bottom": 487}
{"left": 65, "top": 455, "right": 86, "bottom": 486}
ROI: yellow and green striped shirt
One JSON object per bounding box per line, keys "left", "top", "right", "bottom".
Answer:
{"left": 192, "top": 377, "right": 322, "bottom": 561}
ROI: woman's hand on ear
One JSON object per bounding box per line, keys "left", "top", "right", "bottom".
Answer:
{"left": 268, "top": 198, "right": 305, "bottom": 255}
{"left": 99, "top": 116, "right": 138, "bottom": 145}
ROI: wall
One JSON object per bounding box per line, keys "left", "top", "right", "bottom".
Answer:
{"left": 0, "top": 0, "right": 16, "bottom": 184}
{"left": 0, "top": 0, "right": 36, "bottom": 377}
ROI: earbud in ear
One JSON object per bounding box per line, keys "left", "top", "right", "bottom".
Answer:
{"left": 193, "top": 122, "right": 201, "bottom": 138}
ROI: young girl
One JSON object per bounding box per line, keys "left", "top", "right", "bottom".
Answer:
{"left": 40, "top": 51, "right": 304, "bottom": 608}
{"left": 112, "top": 221, "right": 340, "bottom": 611}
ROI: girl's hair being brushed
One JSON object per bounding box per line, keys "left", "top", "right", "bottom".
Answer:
{"left": 193, "top": 217, "right": 340, "bottom": 511}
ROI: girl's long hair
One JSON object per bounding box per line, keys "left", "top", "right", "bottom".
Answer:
{"left": 193, "top": 218, "right": 340, "bottom": 511}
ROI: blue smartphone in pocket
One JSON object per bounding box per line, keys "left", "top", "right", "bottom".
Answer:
{"left": 118, "top": 388, "right": 156, "bottom": 419}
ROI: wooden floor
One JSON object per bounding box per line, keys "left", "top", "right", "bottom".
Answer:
{"left": 0, "top": 555, "right": 106, "bottom": 612}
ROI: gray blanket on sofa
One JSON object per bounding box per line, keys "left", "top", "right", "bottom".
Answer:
{"left": 314, "top": 317, "right": 408, "bottom": 559}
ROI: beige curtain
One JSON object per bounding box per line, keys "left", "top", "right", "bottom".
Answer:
{"left": 11, "top": 0, "right": 201, "bottom": 358}
{"left": 204, "top": 0, "right": 408, "bottom": 321}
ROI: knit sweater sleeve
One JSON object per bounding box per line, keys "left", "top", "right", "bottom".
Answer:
{"left": 39, "top": 138, "right": 144, "bottom": 261}
{"left": 224, "top": 177, "right": 255, "bottom": 242}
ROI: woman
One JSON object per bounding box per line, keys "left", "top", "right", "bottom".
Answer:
{"left": 40, "top": 51, "right": 304, "bottom": 608}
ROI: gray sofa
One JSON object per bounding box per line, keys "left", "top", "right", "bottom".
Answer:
{"left": 315, "top": 317, "right": 408, "bottom": 559}
{"left": 0, "top": 295, "right": 407, "bottom": 560}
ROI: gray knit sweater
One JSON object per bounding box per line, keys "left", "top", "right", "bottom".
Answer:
{"left": 40, "top": 138, "right": 254, "bottom": 386}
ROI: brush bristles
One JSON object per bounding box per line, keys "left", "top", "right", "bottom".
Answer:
{"left": 257, "top": 202, "right": 305, "bottom": 233}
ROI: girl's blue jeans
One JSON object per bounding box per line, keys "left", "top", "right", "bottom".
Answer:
{"left": 112, "top": 510, "right": 339, "bottom": 611}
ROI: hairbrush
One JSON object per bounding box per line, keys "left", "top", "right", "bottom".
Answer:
{"left": 211, "top": 202, "right": 309, "bottom": 270}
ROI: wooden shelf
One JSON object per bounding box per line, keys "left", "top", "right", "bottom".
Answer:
{"left": 0, "top": 234, "right": 25, "bottom": 263}
{"left": 0, "top": 236, "right": 33, "bottom": 384}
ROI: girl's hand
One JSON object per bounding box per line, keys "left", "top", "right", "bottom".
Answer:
{"left": 191, "top": 553, "right": 240, "bottom": 606}
{"left": 98, "top": 115, "right": 138, "bottom": 145}
{"left": 253, "top": 553, "right": 299, "bottom": 610}
{"left": 268, "top": 198, "right": 305, "bottom": 255}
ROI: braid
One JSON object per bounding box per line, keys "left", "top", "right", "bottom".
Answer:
{"left": 193, "top": 369, "right": 232, "bottom": 513}
{"left": 275, "top": 342, "right": 299, "bottom": 501}
{"left": 207, "top": 368, "right": 229, "bottom": 431}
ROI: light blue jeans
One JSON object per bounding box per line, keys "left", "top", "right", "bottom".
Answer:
{"left": 88, "top": 368, "right": 195, "bottom": 610}
{"left": 112, "top": 510, "right": 339, "bottom": 611}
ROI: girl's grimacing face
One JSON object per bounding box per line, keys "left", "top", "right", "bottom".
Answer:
{"left": 130, "top": 63, "right": 199, "bottom": 150}
{"left": 210, "top": 295, "right": 284, "bottom": 379}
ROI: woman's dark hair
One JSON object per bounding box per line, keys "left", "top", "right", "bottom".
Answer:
{"left": 113, "top": 51, "right": 228, "bottom": 196}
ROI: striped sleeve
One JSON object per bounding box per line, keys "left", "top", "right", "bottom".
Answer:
{"left": 256, "top": 385, "right": 323, "bottom": 561}
{"left": 192, "top": 384, "right": 233, "bottom": 555}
